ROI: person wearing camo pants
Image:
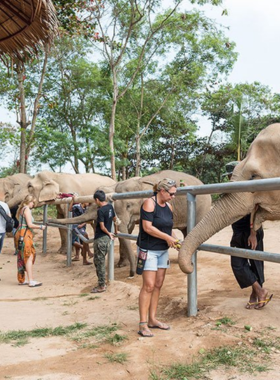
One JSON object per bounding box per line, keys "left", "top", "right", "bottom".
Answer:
{"left": 91, "top": 190, "right": 118, "bottom": 293}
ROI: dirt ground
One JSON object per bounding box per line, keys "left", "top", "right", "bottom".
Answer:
{"left": 1, "top": 221, "right": 280, "bottom": 380}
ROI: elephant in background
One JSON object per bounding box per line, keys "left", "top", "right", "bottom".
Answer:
{"left": 51, "top": 170, "right": 212, "bottom": 277}
{"left": 178, "top": 123, "right": 280, "bottom": 274}
{"left": 0, "top": 173, "right": 32, "bottom": 203}
{"left": 8, "top": 171, "right": 116, "bottom": 253}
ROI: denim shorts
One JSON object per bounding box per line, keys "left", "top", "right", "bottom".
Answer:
{"left": 138, "top": 248, "right": 170, "bottom": 271}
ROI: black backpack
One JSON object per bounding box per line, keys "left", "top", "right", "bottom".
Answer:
{"left": 0, "top": 205, "right": 15, "bottom": 233}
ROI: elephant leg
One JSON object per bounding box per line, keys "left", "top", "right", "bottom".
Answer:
{"left": 58, "top": 228, "right": 68, "bottom": 255}
{"left": 117, "top": 239, "right": 129, "bottom": 267}
{"left": 56, "top": 205, "right": 68, "bottom": 254}
{"left": 117, "top": 238, "right": 136, "bottom": 278}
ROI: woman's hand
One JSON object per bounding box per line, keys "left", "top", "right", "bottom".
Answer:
{"left": 166, "top": 235, "right": 178, "bottom": 248}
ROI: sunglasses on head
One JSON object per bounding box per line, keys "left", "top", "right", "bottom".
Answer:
{"left": 166, "top": 179, "right": 176, "bottom": 186}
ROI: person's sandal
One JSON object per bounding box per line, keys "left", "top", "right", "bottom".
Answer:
{"left": 138, "top": 322, "right": 154, "bottom": 337}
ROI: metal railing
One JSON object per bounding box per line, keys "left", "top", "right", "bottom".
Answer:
{"left": 39, "top": 177, "right": 280, "bottom": 317}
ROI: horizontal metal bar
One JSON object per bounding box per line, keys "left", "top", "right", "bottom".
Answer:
{"left": 34, "top": 177, "right": 280, "bottom": 205}
{"left": 110, "top": 177, "right": 280, "bottom": 200}
{"left": 199, "top": 243, "right": 280, "bottom": 264}
{"left": 114, "top": 234, "right": 280, "bottom": 264}
{"left": 178, "top": 177, "right": 280, "bottom": 195}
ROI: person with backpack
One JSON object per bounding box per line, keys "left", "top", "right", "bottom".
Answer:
{"left": 0, "top": 200, "right": 11, "bottom": 254}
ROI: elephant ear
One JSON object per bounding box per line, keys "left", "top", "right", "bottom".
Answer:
{"left": 4, "top": 179, "right": 15, "bottom": 202}
{"left": 39, "top": 180, "right": 60, "bottom": 202}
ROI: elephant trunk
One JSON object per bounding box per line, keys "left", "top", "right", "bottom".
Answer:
{"left": 178, "top": 192, "right": 255, "bottom": 274}
{"left": 8, "top": 189, "right": 29, "bottom": 208}
{"left": 48, "top": 204, "right": 97, "bottom": 225}
{"left": 49, "top": 214, "right": 92, "bottom": 225}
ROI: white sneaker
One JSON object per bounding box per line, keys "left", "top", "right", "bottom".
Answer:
{"left": 18, "top": 281, "right": 29, "bottom": 285}
{"left": 29, "top": 281, "right": 42, "bottom": 287}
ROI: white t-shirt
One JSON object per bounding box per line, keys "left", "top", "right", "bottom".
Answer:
{"left": 0, "top": 201, "right": 11, "bottom": 234}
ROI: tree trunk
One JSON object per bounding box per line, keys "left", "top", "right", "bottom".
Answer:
{"left": 16, "top": 63, "right": 30, "bottom": 173}
{"left": 26, "top": 43, "right": 50, "bottom": 161}
{"left": 135, "top": 133, "right": 141, "bottom": 176}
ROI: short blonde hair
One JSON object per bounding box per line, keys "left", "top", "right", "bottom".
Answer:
{"left": 153, "top": 178, "right": 177, "bottom": 193}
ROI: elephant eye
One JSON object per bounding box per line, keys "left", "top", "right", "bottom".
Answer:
{"left": 250, "top": 174, "right": 260, "bottom": 180}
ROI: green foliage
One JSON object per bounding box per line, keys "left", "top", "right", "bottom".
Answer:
{"left": 53, "top": 0, "right": 99, "bottom": 38}
{"left": 32, "top": 205, "right": 57, "bottom": 220}
{"left": 0, "top": 1, "right": 279, "bottom": 180}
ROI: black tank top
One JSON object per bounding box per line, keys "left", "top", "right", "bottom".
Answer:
{"left": 137, "top": 196, "right": 173, "bottom": 250}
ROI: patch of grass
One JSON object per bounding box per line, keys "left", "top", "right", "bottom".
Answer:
{"left": 127, "top": 305, "right": 138, "bottom": 311}
{"left": 266, "top": 326, "right": 277, "bottom": 331}
{"left": 79, "top": 293, "right": 89, "bottom": 297}
{"left": 253, "top": 336, "right": 280, "bottom": 352}
{"left": 153, "top": 341, "right": 273, "bottom": 380}
{"left": 63, "top": 300, "right": 78, "bottom": 306}
{"left": 0, "top": 323, "right": 86, "bottom": 345}
{"left": 104, "top": 352, "right": 128, "bottom": 364}
{"left": 213, "top": 316, "right": 236, "bottom": 331}
{"left": 160, "top": 362, "right": 203, "bottom": 379}
{"left": 87, "top": 296, "right": 100, "bottom": 301}
{"left": 32, "top": 297, "right": 47, "bottom": 301}
{"left": 107, "top": 333, "right": 128, "bottom": 346}
{"left": 0, "top": 322, "right": 124, "bottom": 351}
{"left": 216, "top": 317, "right": 236, "bottom": 326}
{"left": 79, "top": 343, "right": 99, "bottom": 349}
{"left": 82, "top": 324, "right": 119, "bottom": 340}
{"left": 69, "top": 323, "right": 120, "bottom": 348}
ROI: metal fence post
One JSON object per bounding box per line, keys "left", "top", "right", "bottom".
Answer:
{"left": 66, "top": 205, "right": 72, "bottom": 267}
{"left": 42, "top": 204, "right": 48, "bottom": 255}
{"left": 108, "top": 221, "right": 115, "bottom": 282}
{"left": 187, "top": 192, "right": 197, "bottom": 317}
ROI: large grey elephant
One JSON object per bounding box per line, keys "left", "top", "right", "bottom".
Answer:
{"left": 178, "top": 123, "right": 280, "bottom": 274}
{"left": 8, "top": 171, "right": 116, "bottom": 253}
{"left": 51, "top": 170, "right": 212, "bottom": 277}
{"left": 0, "top": 173, "right": 32, "bottom": 203}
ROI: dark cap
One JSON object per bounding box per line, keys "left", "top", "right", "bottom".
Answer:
{"left": 222, "top": 161, "right": 240, "bottom": 177}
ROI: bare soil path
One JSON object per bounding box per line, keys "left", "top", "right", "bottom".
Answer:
{"left": 1, "top": 221, "right": 280, "bottom": 379}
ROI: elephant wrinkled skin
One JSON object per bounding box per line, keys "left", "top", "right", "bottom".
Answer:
{"left": 51, "top": 170, "right": 212, "bottom": 277}
{"left": 8, "top": 171, "right": 116, "bottom": 253}
{"left": 179, "top": 123, "right": 280, "bottom": 274}
{"left": 0, "top": 173, "right": 32, "bottom": 203}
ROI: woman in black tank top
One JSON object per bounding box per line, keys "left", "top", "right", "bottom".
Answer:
{"left": 137, "top": 178, "right": 179, "bottom": 337}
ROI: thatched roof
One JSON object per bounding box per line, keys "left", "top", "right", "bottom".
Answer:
{"left": 0, "top": 0, "right": 58, "bottom": 60}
